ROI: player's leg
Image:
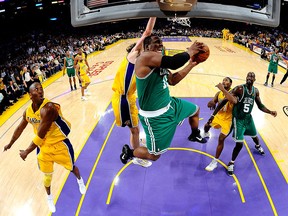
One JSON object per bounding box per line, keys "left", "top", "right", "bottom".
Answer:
{"left": 280, "top": 70, "right": 288, "bottom": 84}
{"left": 37, "top": 154, "right": 56, "bottom": 213}
{"left": 245, "top": 118, "right": 265, "bottom": 155}
{"left": 227, "top": 118, "right": 245, "bottom": 176}
{"left": 264, "top": 72, "right": 270, "bottom": 86}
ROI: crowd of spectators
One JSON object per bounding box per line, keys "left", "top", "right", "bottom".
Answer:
{"left": 0, "top": 19, "right": 287, "bottom": 115}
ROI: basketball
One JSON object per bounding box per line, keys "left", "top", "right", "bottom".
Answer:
{"left": 193, "top": 44, "right": 210, "bottom": 63}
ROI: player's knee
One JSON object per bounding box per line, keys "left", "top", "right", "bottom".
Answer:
{"left": 43, "top": 174, "right": 53, "bottom": 187}
{"left": 150, "top": 154, "right": 161, "bottom": 161}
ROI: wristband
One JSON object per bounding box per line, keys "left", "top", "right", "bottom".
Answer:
{"left": 33, "top": 135, "right": 43, "bottom": 146}
{"left": 211, "top": 114, "right": 215, "bottom": 117}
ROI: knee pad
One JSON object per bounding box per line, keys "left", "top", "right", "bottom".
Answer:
{"left": 43, "top": 174, "right": 52, "bottom": 187}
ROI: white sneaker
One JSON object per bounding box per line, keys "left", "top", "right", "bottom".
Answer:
{"left": 201, "top": 131, "right": 211, "bottom": 138}
{"left": 132, "top": 158, "right": 152, "bottom": 168}
{"left": 47, "top": 194, "right": 56, "bottom": 213}
{"left": 77, "top": 177, "right": 86, "bottom": 195}
{"left": 205, "top": 158, "right": 218, "bottom": 171}
{"left": 84, "top": 90, "right": 91, "bottom": 96}
{"left": 81, "top": 96, "right": 88, "bottom": 101}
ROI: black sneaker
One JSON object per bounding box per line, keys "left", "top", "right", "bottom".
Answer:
{"left": 188, "top": 133, "right": 207, "bottom": 144}
{"left": 122, "top": 144, "right": 133, "bottom": 158}
{"left": 227, "top": 162, "right": 234, "bottom": 176}
{"left": 264, "top": 82, "right": 268, "bottom": 86}
{"left": 255, "top": 145, "right": 265, "bottom": 155}
{"left": 74, "top": 85, "right": 77, "bottom": 90}
{"left": 120, "top": 153, "right": 129, "bottom": 164}
{"left": 120, "top": 144, "right": 133, "bottom": 164}
{"left": 271, "top": 83, "right": 274, "bottom": 87}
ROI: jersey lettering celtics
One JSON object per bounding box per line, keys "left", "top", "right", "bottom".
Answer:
{"left": 136, "top": 67, "right": 170, "bottom": 111}
{"left": 233, "top": 84, "right": 255, "bottom": 119}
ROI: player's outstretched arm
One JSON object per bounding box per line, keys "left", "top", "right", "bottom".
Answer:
{"left": 4, "top": 111, "right": 28, "bottom": 151}
{"left": 255, "top": 88, "right": 277, "bottom": 117}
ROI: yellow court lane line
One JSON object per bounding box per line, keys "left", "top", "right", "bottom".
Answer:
{"left": 48, "top": 103, "right": 112, "bottom": 216}
{"left": 75, "top": 121, "right": 116, "bottom": 216}
{"left": 243, "top": 140, "right": 278, "bottom": 216}
{"left": 106, "top": 160, "right": 133, "bottom": 205}
{"left": 106, "top": 147, "right": 245, "bottom": 205}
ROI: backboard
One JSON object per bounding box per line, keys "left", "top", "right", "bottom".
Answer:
{"left": 70, "top": 0, "right": 281, "bottom": 27}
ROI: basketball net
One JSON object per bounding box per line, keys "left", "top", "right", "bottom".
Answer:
{"left": 167, "top": 14, "right": 191, "bottom": 27}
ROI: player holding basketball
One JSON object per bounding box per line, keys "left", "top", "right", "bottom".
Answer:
{"left": 112, "top": 17, "right": 156, "bottom": 167}
{"left": 120, "top": 35, "right": 206, "bottom": 164}
{"left": 63, "top": 50, "right": 77, "bottom": 91}
{"left": 203, "top": 77, "right": 233, "bottom": 171}
{"left": 212, "top": 72, "right": 277, "bottom": 176}
{"left": 4, "top": 82, "right": 86, "bottom": 213}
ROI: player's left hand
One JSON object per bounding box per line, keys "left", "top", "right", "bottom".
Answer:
{"left": 215, "top": 83, "right": 225, "bottom": 91}
{"left": 270, "top": 111, "right": 277, "bottom": 117}
{"left": 19, "top": 150, "right": 28, "bottom": 161}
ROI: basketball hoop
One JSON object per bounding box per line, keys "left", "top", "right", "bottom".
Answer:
{"left": 167, "top": 15, "right": 191, "bottom": 27}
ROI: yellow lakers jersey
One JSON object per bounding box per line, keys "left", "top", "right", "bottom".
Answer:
{"left": 26, "top": 98, "right": 71, "bottom": 145}
{"left": 78, "top": 61, "right": 88, "bottom": 76}
{"left": 217, "top": 88, "right": 233, "bottom": 117}
{"left": 112, "top": 57, "right": 136, "bottom": 95}
{"left": 76, "top": 53, "right": 86, "bottom": 62}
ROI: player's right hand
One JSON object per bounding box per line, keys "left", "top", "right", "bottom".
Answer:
{"left": 3, "top": 144, "right": 12, "bottom": 151}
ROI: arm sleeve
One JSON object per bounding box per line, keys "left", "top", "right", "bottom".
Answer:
{"left": 160, "top": 52, "right": 190, "bottom": 70}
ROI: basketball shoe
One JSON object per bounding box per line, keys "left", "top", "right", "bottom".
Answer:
{"left": 132, "top": 158, "right": 152, "bottom": 168}
{"left": 255, "top": 145, "right": 265, "bottom": 155}
{"left": 77, "top": 177, "right": 86, "bottom": 195}
{"left": 227, "top": 162, "right": 234, "bottom": 176}
{"left": 188, "top": 129, "right": 207, "bottom": 143}
{"left": 205, "top": 158, "right": 218, "bottom": 171}
{"left": 47, "top": 194, "right": 56, "bottom": 213}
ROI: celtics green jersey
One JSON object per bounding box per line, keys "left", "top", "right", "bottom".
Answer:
{"left": 233, "top": 84, "right": 255, "bottom": 119}
{"left": 136, "top": 68, "right": 171, "bottom": 111}
{"left": 269, "top": 53, "right": 279, "bottom": 66}
{"left": 65, "top": 57, "right": 74, "bottom": 67}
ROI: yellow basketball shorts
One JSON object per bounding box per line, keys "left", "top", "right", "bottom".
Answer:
{"left": 80, "top": 74, "right": 91, "bottom": 86}
{"left": 37, "top": 139, "right": 75, "bottom": 173}
{"left": 210, "top": 113, "right": 232, "bottom": 136}
{"left": 112, "top": 93, "right": 138, "bottom": 128}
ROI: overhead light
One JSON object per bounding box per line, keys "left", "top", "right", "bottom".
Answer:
{"left": 35, "top": 3, "right": 42, "bottom": 7}
{"left": 0, "top": 9, "right": 5, "bottom": 13}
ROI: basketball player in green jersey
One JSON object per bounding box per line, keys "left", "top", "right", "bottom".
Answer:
{"left": 212, "top": 72, "right": 277, "bottom": 176}
{"left": 264, "top": 49, "right": 282, "bottom": 87}
{"left": 63, "top": 50, "right": 77, "bottom": 91}
{"left": 120, "top": 35, "right": 207, "bottom": 164}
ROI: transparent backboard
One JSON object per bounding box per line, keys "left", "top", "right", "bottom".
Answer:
{"left": 70, "top": 0, "right": 281, "bottom": 27}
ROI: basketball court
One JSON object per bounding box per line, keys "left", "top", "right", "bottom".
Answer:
{"left": 1, "top": 34, "right": 288, "bottom": 215}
